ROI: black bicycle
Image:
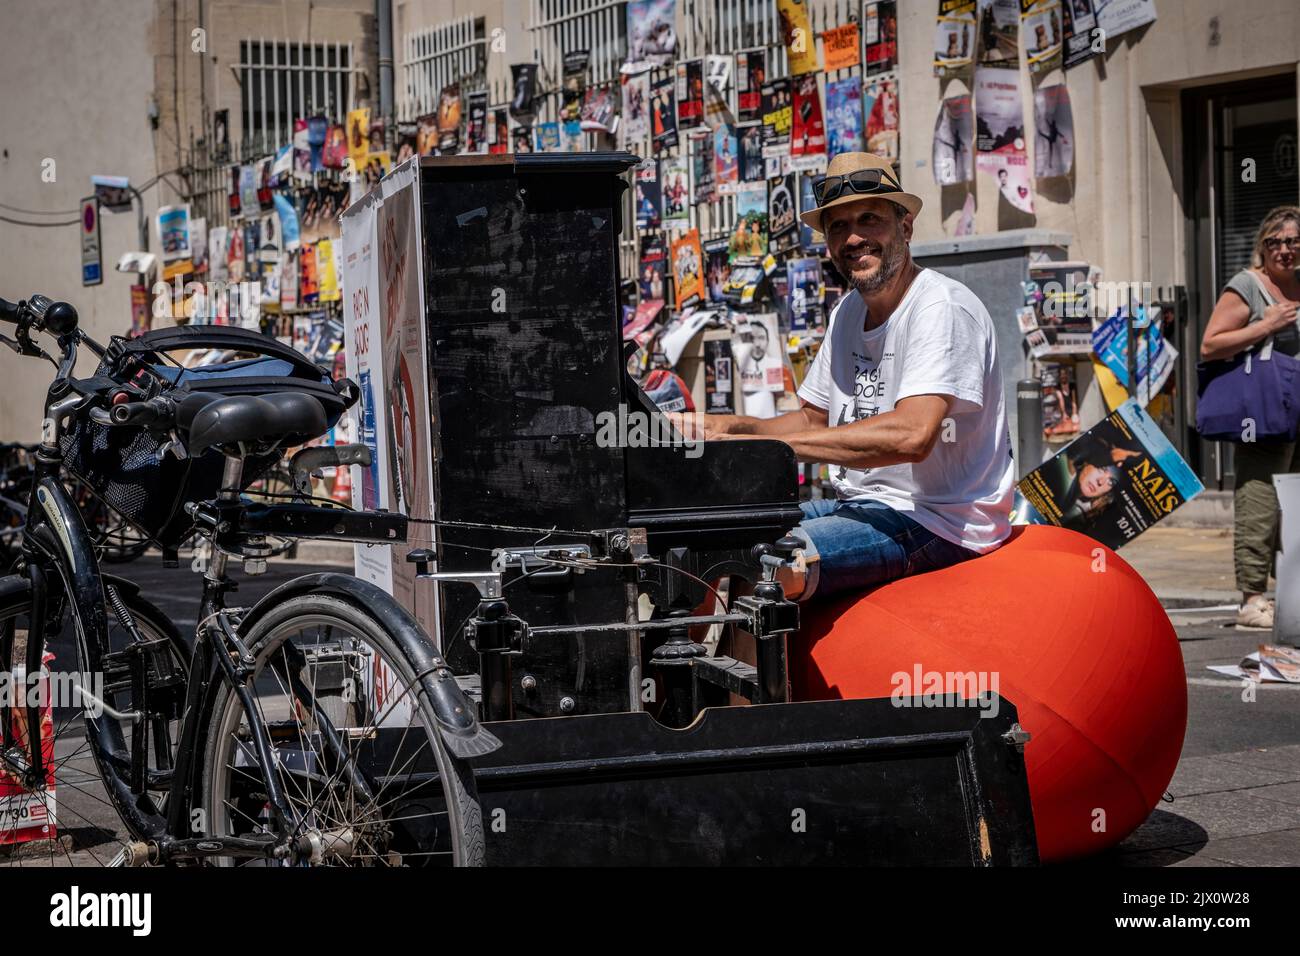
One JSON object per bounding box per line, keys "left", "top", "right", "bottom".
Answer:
{"left": 0, "top": 293, "right": 495, "bottom": 866}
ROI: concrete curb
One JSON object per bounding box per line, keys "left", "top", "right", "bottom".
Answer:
{"left": 278, "top": 540, "right": 354, "bottom": 566}
{"left": 1164, "top": 490, "right": 1233, "bottom": 528}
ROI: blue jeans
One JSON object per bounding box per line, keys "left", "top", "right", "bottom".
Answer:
{"left": 788, "top": 499, "right": 979, "bottom": 601}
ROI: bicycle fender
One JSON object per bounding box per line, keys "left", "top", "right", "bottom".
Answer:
{"left": 239, "top": 572, "right": 502, "bottom": 759}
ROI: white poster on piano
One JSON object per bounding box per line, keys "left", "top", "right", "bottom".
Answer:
{"left": 341, "top": 178, "right": 392, "bottom": 595}
{"left": 376, "top": 159, "right": 439, "bottom": 640}
{"left": 340, "top": 159, "right": 441, "bottom": 646}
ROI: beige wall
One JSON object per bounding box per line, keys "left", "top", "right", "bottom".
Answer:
{"left": 0, "top": 0, "right": 160, "bottom": 441}
{"left": 0, "top": 0, "right": 375, "bottom": 441}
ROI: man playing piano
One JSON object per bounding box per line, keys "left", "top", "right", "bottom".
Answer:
{"left": 674, "top": 151, "right": 1015, "bottom": 601}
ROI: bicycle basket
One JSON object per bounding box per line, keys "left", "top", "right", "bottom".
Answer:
{"left": 60, "top": 326, "right": 357, "bottom": 549}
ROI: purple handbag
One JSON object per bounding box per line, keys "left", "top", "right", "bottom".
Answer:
{"left": 1197, "top": 269, "right": 1300, "bottom": 441}
{"left": 1196, "top": 344, "right": 1300, "bottom": 441}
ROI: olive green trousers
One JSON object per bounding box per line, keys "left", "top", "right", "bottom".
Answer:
{"left": 1234, "top": 439, "right": 1300, "bottom": 594}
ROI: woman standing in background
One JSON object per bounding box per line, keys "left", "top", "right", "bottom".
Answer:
{"left": 1200, "top": 206, "right": 1300, "bottom": 629}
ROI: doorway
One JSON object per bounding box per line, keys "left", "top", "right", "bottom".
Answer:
{"left": 1183, "top": 73, "right": 1298, "bottom": 487}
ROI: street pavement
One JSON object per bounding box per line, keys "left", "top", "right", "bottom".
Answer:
{"left": 4, "top": 530, "right": 1298, "bottom": 867}
{"left": 1096, "top": 527, "right": 1300, "bottom": 867}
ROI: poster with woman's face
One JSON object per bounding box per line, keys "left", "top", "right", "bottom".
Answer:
{"left": 651, "top": 74, "right": 679, "bottom": 152}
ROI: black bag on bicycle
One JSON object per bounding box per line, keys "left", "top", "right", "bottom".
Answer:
{"left": 60, "top": 325, "right": 358, "bottom": 548}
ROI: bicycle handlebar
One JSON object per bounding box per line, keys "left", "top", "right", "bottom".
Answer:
{"left": 0, "top": 294, "right": 78, "bottom": 336}
{"left": 109, "top": 396, "right": 176, "bottom": 427}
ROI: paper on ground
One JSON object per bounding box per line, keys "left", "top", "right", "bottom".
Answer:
{"left": 1207, "top": 646, "right": 1300, "bottom": 683}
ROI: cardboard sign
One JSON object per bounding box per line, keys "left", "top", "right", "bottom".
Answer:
{"left": 822, "top": 23, "right": 860, "bottom": 71}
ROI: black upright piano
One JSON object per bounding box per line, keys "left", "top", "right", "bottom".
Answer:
{"left": 409, "top": 154, "right": 1037, "bottom": 867}
{"left": 418, "top": 152, "right": 801, "bottom": 716}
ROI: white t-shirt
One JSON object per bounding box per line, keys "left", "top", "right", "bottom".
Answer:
{"left": 796, "top": 268, "right": 1014, "bottom": 553}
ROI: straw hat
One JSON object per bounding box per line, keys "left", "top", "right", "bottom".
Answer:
{"left": 798, "top": 151, "right": 922, "bottom": 231}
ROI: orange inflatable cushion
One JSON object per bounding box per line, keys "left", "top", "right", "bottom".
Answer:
{"left": 789, "top": 524, "right": 1186, "bottom": 862}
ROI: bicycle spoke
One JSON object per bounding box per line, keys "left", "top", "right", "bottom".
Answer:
{"left": 207, "top": 608, "right": 472, "bottom": 866}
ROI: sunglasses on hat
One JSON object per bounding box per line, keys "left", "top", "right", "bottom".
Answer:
{"left": 813, "top": 167, "right": 904, "bottom": 206}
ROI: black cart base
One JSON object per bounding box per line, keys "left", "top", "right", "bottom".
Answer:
{"left": 471, "top": 697, "right": 1037, "bottom": 866}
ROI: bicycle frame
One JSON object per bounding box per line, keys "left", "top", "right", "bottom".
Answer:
{"left": 0, "top": 314, "right": 497, "bottom": 864}
{"left": 0, "top": 341, "right": 317, "bottom": 863}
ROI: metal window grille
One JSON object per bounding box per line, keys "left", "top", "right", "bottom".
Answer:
{"left": 673, "top": 0, "right": 788, "bottom": 247}
{"left": 524, "top": 0, "right": 631, "bottom": 269}
{"left": 527, "top": 0, "right": 628, "bottom": 114}
{"left": 525, "top": 0, "right": 871, "bottom": 278}
{"left": 238, "top": 39, "right": 353, "bottom": 153}
{"left": 674, "top": 0, "right": 869, "bottom": 245}
{"left": 400, "top": 16, "right": 491, "bottom": 121}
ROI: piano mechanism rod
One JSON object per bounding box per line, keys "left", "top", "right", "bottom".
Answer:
{"left": 527, "top": 614, "right": 751, "bottom": 636}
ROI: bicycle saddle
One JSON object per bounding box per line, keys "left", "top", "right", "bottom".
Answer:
{"left": 187, "top": 391, "right": 329, "bottom": 457}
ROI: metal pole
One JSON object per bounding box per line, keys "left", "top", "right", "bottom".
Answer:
{"left": 1126, "top": 286, "right": 1138, "bottom": 403}
{"left": 377, "top": 0, "right": 395, "bottom": 152}
{"left": 1016, "top": 379, "right": 1043, "bottom": 477}
{"left": 130, "top": 185, "right": 149, "bottom": 253}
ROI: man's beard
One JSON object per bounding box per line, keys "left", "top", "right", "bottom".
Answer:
{"left": 838, "top": 229, "right": 908, "bottom": 296}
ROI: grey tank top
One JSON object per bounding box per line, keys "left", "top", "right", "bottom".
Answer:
{"left": 1224, "top": 269, "right": 1299, "bottom": 357}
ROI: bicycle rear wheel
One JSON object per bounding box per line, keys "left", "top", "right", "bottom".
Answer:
{"left": 200, "top": 593, "right": 483, "bottom": 866}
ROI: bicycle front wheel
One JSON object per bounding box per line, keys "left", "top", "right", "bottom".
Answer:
{"left": 0, "top": 582, "right": 188, "bottom": 865}
{"left": 200, "top": 593, "right": 483, "bottom": 866}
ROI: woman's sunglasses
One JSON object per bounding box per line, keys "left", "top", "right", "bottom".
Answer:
{"left": 1263, "top": 236, "right": 1300, "bottom": 251}
{"left": 813, "top": 167, "right": 903, "bottom": 206}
